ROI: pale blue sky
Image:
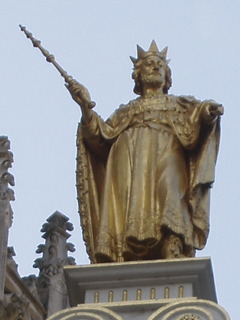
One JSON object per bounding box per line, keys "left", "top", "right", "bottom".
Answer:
{"left": 1, "top": 1, "right": 239, "bottom": 318}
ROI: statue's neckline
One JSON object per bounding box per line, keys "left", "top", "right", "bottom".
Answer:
{"left": 139, "top": 94, "right": 167, "bottom": 101}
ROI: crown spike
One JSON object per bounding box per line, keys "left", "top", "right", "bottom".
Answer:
{"left": 130, "top": 56, "right": 137, "bottom": 64}
{"left": 137, "top": 45, "right": 146, "bottom": 60}
{"left": 131, "top": 42, "right": 169, "bottom": 67}
{"left": 149, "top": 40, "right": 159, "bottom": 53}
{"left": 160, "top": 46, "right": 168, "bottom": 59}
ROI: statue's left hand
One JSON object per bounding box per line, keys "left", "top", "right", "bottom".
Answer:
{"left": 207, "top": 101, "right": 224, "bottom": 118}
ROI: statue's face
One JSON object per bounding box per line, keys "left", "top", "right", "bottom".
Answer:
{"left": 140, "top": 55, "right": 166, "bottom": 88}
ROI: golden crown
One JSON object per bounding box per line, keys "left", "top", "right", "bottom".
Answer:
{"left": 130, "top": 40, "right": 169, "bottom": 65}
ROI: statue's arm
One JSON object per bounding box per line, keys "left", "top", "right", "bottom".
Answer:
{"left": 178, "top": 96, "right": 223, "bottom": 124}
{"left": 80, "top": 112, "right": 110, "bottom": 159}
{"left": 66, "top": 80, "right": 94, "bottom": 125}
{"left": 66, "top": 80, "right": 111, "bottom": 158}
{"left": 200, "top": 100, "right": 224, "bottom": 124}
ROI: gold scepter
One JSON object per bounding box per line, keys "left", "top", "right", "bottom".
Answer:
{"left": 19, "top": 25, "right": 96, "bottom": 109}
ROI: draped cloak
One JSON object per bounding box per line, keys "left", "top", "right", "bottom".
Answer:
{"left": 76, "top": 95, "right": 220, "bottom": 263}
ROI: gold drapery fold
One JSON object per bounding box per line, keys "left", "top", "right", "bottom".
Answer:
{"left": 76, "top": 95, "right": 220, "bottom": 263}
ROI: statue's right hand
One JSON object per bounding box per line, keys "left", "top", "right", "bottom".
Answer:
{"left": 65, "top": 80, "right": 93, "bottom": 110}
{"left": 65, "top": 80, "right": 94, "bottom": 124}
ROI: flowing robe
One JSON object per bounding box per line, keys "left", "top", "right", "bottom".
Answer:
{"left": 76, "top": 95, "right": 220, "bottom": 263}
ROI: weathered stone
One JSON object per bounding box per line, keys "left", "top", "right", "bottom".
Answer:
{"left": 0, "top": 136, "right": 14, "bottom": 300}
{"left": 34, "top": 211, "right": 76, "bottom": 317}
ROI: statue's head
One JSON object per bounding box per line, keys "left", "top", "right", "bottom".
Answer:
{"left": 130, "top": 40, "right": 172, "bottom": 95}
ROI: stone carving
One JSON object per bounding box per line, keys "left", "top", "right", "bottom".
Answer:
{"left": 22, "top": 275, "right": 40, "bottom": 300}
{"left": 42, "top": 298, "right": 231, "bottom": 320}
{"left": 3, "top": 246, "right": 46, "bottom": 320}
{"left": 178, "top": 315, "right": 201, "bottom": 320}
{"left": 34, "top": 211, "right": 76, "bottom": 317}
{"left": 7, "top": 247, "right": 19, "bottom": 275}
{"left": 148, "top": 299, "right": 230, "bottom": 320}
{"left": 0, "top": 136, "right": 15, "bottom": 299}
{"left": 67, "top": 41, "right": 223, "bottom": 263}
{"left": 47, "top": 305, "right": 124, "bottom": 320}
{"left": 0, "top": 293, "right": 29, "bottom": 320}
{"left": 34, "top": 211, "right": 75, "bottom": 277}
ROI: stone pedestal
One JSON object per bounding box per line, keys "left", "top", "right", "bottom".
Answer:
{"left": 47, "top": 258, "right": 230, "bottom": 320}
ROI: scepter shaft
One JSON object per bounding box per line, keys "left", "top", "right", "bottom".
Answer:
{"left": 19, "top": 25, "right": 95, "bottom": 109}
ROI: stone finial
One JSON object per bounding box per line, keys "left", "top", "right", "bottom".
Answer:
{"left": 34, "top": 211, "right": 76, "bottom": 315}
{"left": 34, "top": 211, "right": 75, "bottom": 277}
{"left": 0, "top": 136, "right": 15, "bottom": 300}
{"left": 0, "top": 136, "right": 15, "bottom": 227}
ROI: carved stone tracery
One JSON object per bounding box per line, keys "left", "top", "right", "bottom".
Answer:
{"left": 178, "top": 315, "right": 201, "bottom": 320}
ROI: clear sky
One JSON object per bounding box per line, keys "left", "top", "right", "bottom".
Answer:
{"left": 0, "top": 1, "right": 239, "bottom": 318}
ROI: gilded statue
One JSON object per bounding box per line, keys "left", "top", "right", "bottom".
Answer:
{"left": 66, "top": 41, "right": 223, "bottom": 263}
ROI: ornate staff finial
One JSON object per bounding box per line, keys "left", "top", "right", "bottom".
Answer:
{"left": 19, "top": 25, "right": 95, "bottom": 109}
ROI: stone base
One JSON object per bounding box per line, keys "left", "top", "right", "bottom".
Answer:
{"left": 47, "top": 258, "right": 230, "bottom": 320}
